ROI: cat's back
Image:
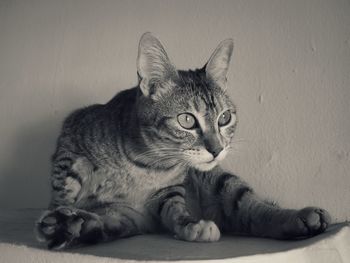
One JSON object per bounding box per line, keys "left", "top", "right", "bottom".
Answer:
{"left": 61, "top": 87, "right": 138, "bottom": 135}
{"left": 62, "top": 104, "right": 104, "bottom": 132}
{"left": 105, "top": 86, "right": 138, "bottom": 110}
{"left": 53, "top": 87, "right": 138, "bottom": 161}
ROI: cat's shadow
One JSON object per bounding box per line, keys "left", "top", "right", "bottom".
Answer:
{"left": 0, "top": 117, "right": 60, "bottom": 210}
{"left": 0, "top": 83, "right": 99, "bottom": 210}
{"left": 0, "top": 116, "right": 64, "bottom": 247}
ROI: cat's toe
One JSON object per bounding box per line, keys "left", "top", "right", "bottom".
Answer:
{"left": 176, "top": 220, "right": 220, "bottom": 242}
{"left": 297, "top": 207, "right": 331, "bottom": 235}
{"left": 282, "top": 207, "right": 331, "bottom": 239}
{"left": 35, "top": 210, "right": 58, "bottom": 241}
{"left": 35, "top": 207, "right": 86, "bottom": 250}
{"left": 196, "top": 220, "right": 220, "bottom": 242}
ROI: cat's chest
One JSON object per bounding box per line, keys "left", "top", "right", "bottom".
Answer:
{"left": 86, "top": 163, "right": 185, "bottom": 205}
{"left": 127, "top": 164, "right": 184, "bottom": 188}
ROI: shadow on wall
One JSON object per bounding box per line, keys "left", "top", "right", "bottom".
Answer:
{"left": 0, "top": 118, "right": 60, "bottom": 209}
{"left": 0, "top": 68, "right": 103, "bottom": 209}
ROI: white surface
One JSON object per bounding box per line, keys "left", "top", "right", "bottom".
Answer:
{"left": 1, "top": 235, "right": 349, "bottom": 263}
{"left": 0, "top": 209, "right": 349, "bottom": 262}
{"left": 0, "top": 0, "right": 349, "bottom": 222}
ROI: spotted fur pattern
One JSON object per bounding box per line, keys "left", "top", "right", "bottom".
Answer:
{"left": 35, "top": 33, "right": 331, "bottom": 249}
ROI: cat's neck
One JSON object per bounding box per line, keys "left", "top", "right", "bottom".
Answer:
{"left": 123, "top": 117, "right": 181, "bottom": 171}
{"left": 106, "top": 87, "right": 184, "bottom": 171}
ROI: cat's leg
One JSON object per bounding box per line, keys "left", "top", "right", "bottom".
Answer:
{"left": 49, "top": 152, "right": 89, "bottom": 208}
{"left": 214, "top": 173, "right": 331, "bottom": 239}
{"left": 37, "top": 153, "right": 141, "bottom": 249}
{"left": 35, "top": 204, "right": 141, "bottom": 249}
{"left": 149, "top": 184, "right": 221, "bottom": 242}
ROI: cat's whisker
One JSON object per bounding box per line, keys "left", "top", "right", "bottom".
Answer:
{"left": 133, "top": 148, "right": 183, "bottom": 161}
{"left": 135, "top": 153, "right": 182, "bottom": 164}
{"left": 229, "top": 138, "right": 251, "bottom": 144}
{"left": 141, "top": 152, "right": 181, "bottom": 162}
{"left": 226, "top": 146, "right": 240, "bottom": 155}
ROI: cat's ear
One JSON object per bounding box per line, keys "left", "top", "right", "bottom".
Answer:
{"left": 205, "top": 39, "right": 234, "bottom": 86}
{"left": 137, "top": 32, "right": 178, "bottom": 99}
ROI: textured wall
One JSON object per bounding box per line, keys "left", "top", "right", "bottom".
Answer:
{"left": 0, "top": 0, "right": 349, "bottom": 222}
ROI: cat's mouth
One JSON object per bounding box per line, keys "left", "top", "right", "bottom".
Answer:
{"left": 186, "top": 148, "right": 227, "bottom": 171}
{"left": 194, "top": 160, "right": 218, "bottom": 171}
{"left": 205, "top": 158, "right": 217, "bottom": 164}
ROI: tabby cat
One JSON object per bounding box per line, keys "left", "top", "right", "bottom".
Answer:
{"left": 35, "top": 33, "right": 330, "bottom": 249}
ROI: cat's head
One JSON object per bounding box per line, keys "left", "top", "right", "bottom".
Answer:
{"left": 135, "top": 33, "right": 236, "bottom": 171}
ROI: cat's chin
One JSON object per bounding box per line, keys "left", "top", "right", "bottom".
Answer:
{"left": 192, "top": 161, "right": 219, "bottom": 171}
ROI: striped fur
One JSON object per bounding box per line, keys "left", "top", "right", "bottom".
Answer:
{"left": 35, "top": 33, "right": 330, "bottom": 249}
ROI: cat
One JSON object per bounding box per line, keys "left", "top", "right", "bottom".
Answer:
{"left": 35, "top": 33, "right": 331, "bottom": 250}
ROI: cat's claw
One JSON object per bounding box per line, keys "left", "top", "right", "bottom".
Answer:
{"left": 175, "top": 220, "right": 220, "bottom": 242}
{"left": 35, "top": 207, "right": 103, "bottom": 249}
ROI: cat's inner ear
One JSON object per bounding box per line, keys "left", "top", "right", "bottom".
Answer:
{"left": 137, "top": 32, "right": 178, "bottom": 99}
{"left": 205, "top": 39, "right": 234, "bottom": 87}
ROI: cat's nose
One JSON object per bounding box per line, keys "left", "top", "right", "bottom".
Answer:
{"left": 208, "top": 146, "right": 223, "bottom": 158}
{"left": 203, "top": 134, "right": 223, "bottom": 158}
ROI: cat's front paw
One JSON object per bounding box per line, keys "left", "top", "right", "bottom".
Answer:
{"left": 284, "top": 207, "right": 331, "bottom": 238}
{"left": 35, "top": 207, "right": 104, "bottom": 249}
{"left": 175, "top": 220, "right": 220, "bottom": 242}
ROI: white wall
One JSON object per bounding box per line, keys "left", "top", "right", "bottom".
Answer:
{"left": 0, "top": 0, "right": 349, "bottom": 222}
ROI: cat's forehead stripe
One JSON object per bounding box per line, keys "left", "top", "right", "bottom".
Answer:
{"left": 196, "top": 95, "right": 208, "bottom": 112}
{"left": 192, "top": 96, "right": 202, "bottom": 112}
{"left": 216, "top": 95, "right": 225, "bottom": 112}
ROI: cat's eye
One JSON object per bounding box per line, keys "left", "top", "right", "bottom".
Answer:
{"left": 177, "top": 113, "right": 196, "bottom": 129}
{"left": 218, "top": 110, "right": 232, "bottom": 127}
